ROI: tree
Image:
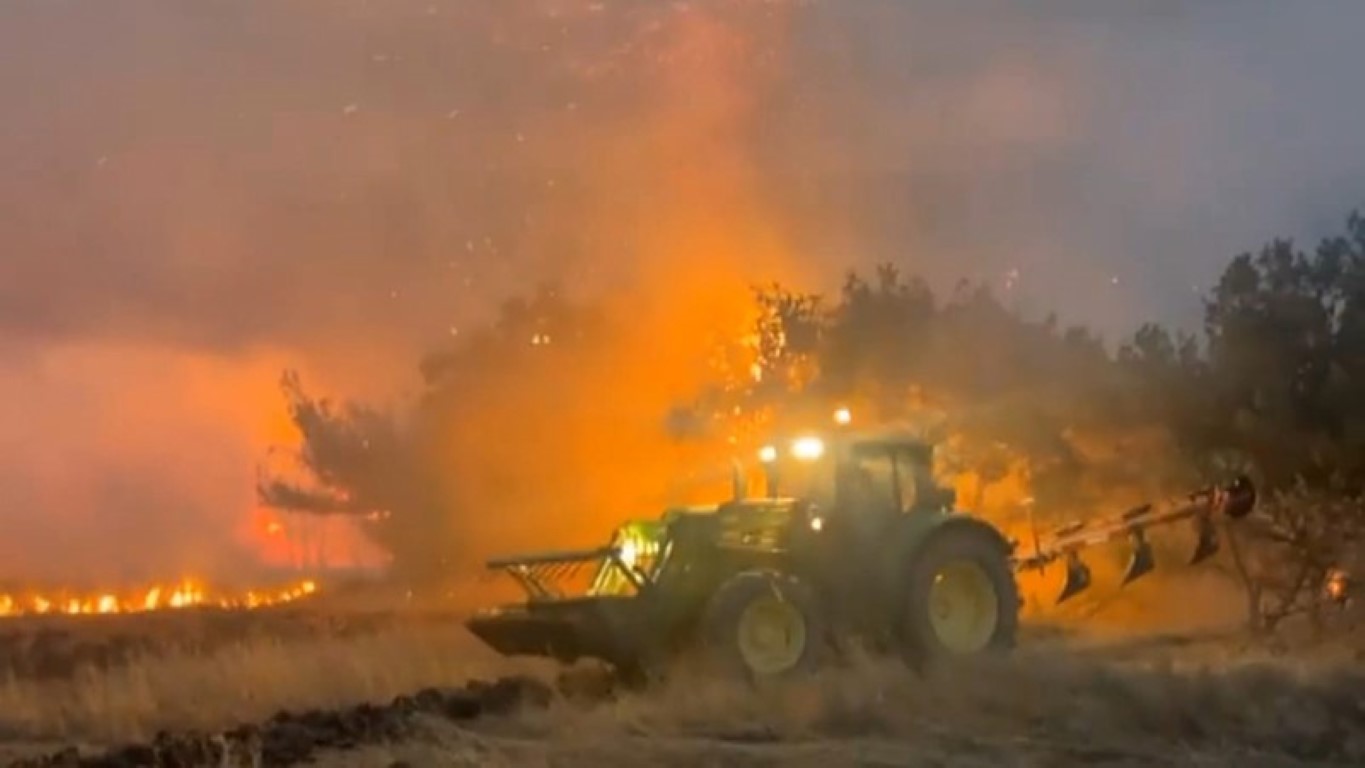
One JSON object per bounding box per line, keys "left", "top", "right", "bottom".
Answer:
{"left": 1222, "top": 482, "right": 1361, "bottom": 633}
{"left": 258, "top": 371, "right": 449, "bottom": 583}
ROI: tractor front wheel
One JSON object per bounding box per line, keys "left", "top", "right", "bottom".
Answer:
{"left": 899, "top": 522, "right": 1019, "bottom": 668}
{"left": 699, "top": 570, "right": 827, "bottom": 683}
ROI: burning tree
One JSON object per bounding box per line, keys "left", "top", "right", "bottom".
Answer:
{"left": 687, "top": 266, "right": 1183, "bottom": 529}
{"left": 256, "top": 370, "right": 440, "bottom": 578}
{"left": 258, "top": 283, "right": 608, "bottom": 585}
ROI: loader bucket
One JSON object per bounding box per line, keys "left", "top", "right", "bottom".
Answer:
{"left": 465, "top": 596, "right": 643, "bottom": 668}
{"left": 466, "top": 607, "right": 589, "bottom": 662}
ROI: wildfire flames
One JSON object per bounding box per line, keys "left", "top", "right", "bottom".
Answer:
{"left": 0, "top": 579, "right": 319, "bottom": 618}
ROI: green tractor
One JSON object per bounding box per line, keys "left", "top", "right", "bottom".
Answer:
{"left": 466, "top": 418, "right": 1257, "bottom": 683}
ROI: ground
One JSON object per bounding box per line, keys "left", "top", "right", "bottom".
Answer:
{"left": 0, "top": 588, "right": 1361, "bottom": 768}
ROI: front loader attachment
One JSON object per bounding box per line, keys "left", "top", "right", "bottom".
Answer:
{"left": 466, "top": 522, "right": 667, "bottom": 667}
{"left": 466, "top": 596, "right": 642, "bottom": 666}
{"left": 1015, "top": 475, "right": 1256, "bottom": 603}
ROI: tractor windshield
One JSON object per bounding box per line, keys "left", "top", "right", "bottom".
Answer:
{"left": 757, "top": 436, "right": 836, "bottom": 503}
{"left": 754, "top": 434, "right": 947, "bottom": 514}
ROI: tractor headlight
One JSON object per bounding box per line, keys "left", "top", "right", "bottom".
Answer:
{"left": 833, "top": 407, "right": 851, "bottom": 425}
{"left": 809, "top": 515, "right": 824, "bottom": 532}
{"left": 618, "top": 539, "right": 638, "bottom": 568}
{"left": 791, "top": 436, "right": 825, "bottom": 461}
{"left": 758, "top": 445, "right": 778, "bottom": 463}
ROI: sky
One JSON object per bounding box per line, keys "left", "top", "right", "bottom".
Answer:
{"left": 1, "top": 0, "right": 1364, "bottom": 583}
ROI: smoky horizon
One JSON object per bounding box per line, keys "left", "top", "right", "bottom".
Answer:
{"left": 1, "top": 0, "right": 1364, "bottom": 587}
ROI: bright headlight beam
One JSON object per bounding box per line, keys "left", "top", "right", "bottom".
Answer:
{"left": 791, "top": 436, "right": 825, "bottom": 460}
{"left": 758, "top": 445, "right": 778, "bottom": 463}
{"left": 618, "top": 539, "right": 638, "bottom": 568}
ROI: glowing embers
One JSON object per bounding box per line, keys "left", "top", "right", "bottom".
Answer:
{"left": 1325, "top": 568, "right": 1353, "bottom": 605}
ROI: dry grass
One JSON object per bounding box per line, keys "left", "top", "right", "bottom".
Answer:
{"left": 1, "top": 610, "right": 1363, "bottom": 766}
{"left": 0, "top": 617, "right": 520, "bottom": 745}
{"left": 290, "top": 640, "right": 1365, "bottom": 767}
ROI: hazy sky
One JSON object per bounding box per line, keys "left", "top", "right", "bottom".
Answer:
{"left": 1, "top": 0, "right": 1363, "bottom": 582}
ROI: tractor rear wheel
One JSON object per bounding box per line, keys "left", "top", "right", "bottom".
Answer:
{"left": 899, "top": 522, "right": 1018, "bottom": 668}
{"left": 699, "top": 570, "right": 827, "bottom": 682}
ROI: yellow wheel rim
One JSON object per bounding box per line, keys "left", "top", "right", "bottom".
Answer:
{"left": 928, "top": 560, "right": 999, "bottom": 654}
{"left": 736, "top": 595, "right": 807, "bottom": 676}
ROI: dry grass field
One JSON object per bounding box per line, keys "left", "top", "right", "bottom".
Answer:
{"left": 0, "top": 595, "right": 1362, "bottom": 767}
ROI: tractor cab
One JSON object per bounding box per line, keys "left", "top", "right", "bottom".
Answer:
{"left": 753, "top": 426, "right": 958, "bottom": 526}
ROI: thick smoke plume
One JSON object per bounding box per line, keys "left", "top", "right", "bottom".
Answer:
{"left": 3, "top": 1, "right": 1365, "bottom": 584}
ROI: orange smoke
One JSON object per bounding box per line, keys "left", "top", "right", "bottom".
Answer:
{"left": 0, "top": 341, "right": 382, "bottom": 585}
{"left": 416, "top": 4, "right": 815, "bottom": 563}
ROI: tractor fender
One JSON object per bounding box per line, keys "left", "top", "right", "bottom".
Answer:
{"left": 889, "top": 512, "right": 1014, "bottom": 570}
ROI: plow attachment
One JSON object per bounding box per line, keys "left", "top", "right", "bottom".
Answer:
{"left": 1014, "top": 475, "right": 1257, "bottom": 603}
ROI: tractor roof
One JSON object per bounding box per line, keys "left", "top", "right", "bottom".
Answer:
{"left": 762, "top": 424, "right": 935, "bottom": 458}
{"left": 837, "top": 425, "right": 932, "bottom": 448}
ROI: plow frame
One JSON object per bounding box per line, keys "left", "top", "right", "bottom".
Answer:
{"left": 1009, "top": 475, "right": 1257, "bottom": 603}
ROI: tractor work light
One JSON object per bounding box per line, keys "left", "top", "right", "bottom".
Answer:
{"left": 791, "top": 436, "right": 825, "bottom": 461}
{"left": 618, "top": 538, "right": 639, "bottom": 569}
{"left": 833, "top": 407, "right": 852, "bottom": 425}
{"left": 758, "top": 445, "right": 778, "bottom": 463}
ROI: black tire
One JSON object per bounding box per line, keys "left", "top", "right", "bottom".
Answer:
{"left": 899, "top": 521, "right": 1019, "bottom": 669}
{"left": 698, "top": 569, "right": 828, "bottom": 683}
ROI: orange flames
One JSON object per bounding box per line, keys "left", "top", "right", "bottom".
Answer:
{"left": 0, "top": 578, "right": 318, "bottom": 618}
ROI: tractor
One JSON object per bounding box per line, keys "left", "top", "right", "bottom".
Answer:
{"left": 465, "top": 414, "right": 1258, "bottom": 683}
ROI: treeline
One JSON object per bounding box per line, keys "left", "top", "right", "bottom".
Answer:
{"left": 696, "top": 212, "right": 1365, "bottom": 500}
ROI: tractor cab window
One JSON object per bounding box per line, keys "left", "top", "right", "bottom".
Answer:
{"left": 895, "top": 453, "right": 919, "bottom": 512}
{"left": 760, "top": 450, "right": 835, "bottom": 503}
{"left": 839, "top": 448, "right": 901, "bottom": 517}
{"left": 893, "top": 447, "right": 932, "bottom": 512}
{"left": 840, "top": 444, "right": 934, "bottom": 516}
